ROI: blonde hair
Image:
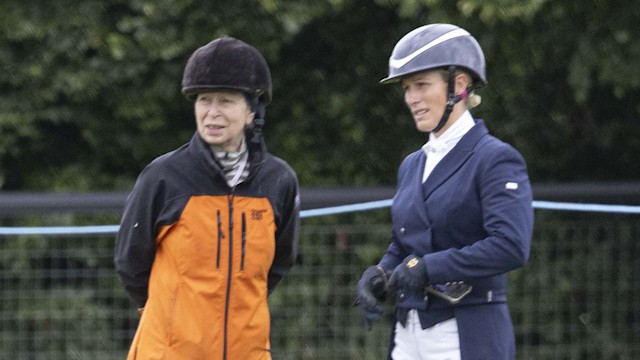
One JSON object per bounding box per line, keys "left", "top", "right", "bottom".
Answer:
{"left": 466, "top": 92, "right": 482, "bottom": 109}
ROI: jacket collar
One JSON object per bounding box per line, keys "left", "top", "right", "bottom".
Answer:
{"left": 190, "top": 130, "right": 267, "bottom": 184}
{"left": 422, "top": 120, "right": 489, "bottom": 199}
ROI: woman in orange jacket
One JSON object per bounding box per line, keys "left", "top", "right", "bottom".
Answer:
{"left": 115, "top": 36, "right": 300, "bottom": 360}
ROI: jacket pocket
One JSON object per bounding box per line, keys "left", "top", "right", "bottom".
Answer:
{"left": 216, "top": 209, "right": 223, "bottom": 269}
{"left": 240, "top": 212, "right": 246, "bottom": 271}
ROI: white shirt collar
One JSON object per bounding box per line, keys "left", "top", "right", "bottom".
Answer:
{"left": 422, "top": 111, "right": 475, "bottom": 155}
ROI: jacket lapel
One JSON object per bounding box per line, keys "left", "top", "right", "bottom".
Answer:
{"left": 422, "top": 120, "right": 489, "bottom": 200}
{"left": 393, "top": 150, "right": 432, "bottom": 227}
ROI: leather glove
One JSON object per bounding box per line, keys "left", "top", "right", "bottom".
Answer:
{"left": 354, "top": 265, "right": 389, "bottom": 331}
{"left": 389, "top": 254, "right": 430, "bottom": 296}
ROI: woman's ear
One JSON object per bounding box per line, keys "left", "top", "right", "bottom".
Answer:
{"left": 455, "top": 73, "right": 470, "bottom": 95}
{"left": 246, "top": 111, "right": 255, "bottom": 126}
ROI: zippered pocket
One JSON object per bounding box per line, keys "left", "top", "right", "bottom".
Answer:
{"left": 216, "top": 209, "right": 223, "bottom": 269}
{"left": 240, "top": 212, "right": 246, "bottom": 271}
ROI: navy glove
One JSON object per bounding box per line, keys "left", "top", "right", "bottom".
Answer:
{"left": 354, "top": 265, "right": 389, "bottom": 331}
{"left": 389, "top": 254, "right": 430, "bottom": 296}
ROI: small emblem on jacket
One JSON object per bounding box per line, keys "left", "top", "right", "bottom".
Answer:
{"left": 252, "top": 209, "right": 268, "bottom": 220}
{"left": 407, "top": 258, "right": 419, "bottom": 268}
{"left": 505, "top": 182, "right": 518, "bottom": 190}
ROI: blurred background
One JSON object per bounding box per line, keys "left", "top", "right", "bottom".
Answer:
{"left": 1, "top": 0, "right": 639, "bottom": 359}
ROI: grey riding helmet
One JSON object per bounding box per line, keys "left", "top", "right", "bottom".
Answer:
{"left": 380, "top": 23, "right": 487, "bottom": 89}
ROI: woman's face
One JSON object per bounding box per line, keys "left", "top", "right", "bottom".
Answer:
{"left": 402, "top": 70, "right": 449, "bottom": 133}
{"left": 194, "top": 91, "right": 254, "bottom": 152}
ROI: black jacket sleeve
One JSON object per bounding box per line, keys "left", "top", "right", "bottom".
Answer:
{"left": 267, "top": 164, "right": 301, "bottom": 294}
{"left": 114, "top": 164, "right": 163, "bottom": 307}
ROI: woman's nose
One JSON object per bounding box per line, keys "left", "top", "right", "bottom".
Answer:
{"left": 206, "top": 102, "right": 221, "bottom": 116}
{"left": 405, "top": 88, "right": 419, "bottom": 105}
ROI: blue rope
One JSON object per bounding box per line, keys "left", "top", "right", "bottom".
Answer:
{"left": 532, "top": 200, "right": 640, "bottom": 214}
{"left": 1, "top": 200, "right": 639, "bottom": 236}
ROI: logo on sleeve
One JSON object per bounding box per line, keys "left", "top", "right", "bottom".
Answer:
{"left": 505, "top": 182, "right": 518, "bottom": 190}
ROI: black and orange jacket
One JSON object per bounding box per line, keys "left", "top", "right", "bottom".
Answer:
{"left": 115, "top": 132, "right": 300, "bottom": 360}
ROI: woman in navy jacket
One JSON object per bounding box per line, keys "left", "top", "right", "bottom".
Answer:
{"left": 355, "top": 24, "right": 534, "bottom": 360}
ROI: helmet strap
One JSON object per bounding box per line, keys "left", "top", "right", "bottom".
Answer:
{"left": 250, "top": 101, "right": 266, "bottom": 145}
{"left": 432, "top": 65, "right": 466, "bottom": 134}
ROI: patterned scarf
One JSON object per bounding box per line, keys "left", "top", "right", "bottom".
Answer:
{"left": 212, "top": 138, "right": 250, "bottom": 187}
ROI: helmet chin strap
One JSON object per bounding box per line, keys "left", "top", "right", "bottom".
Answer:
{"left": 250, "top": 100, "right": 266, "bottom": 145}
{"left": 431, "top": 65, "right": 467, "bottom": 134}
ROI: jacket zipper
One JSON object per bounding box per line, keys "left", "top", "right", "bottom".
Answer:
{"left": 222, "top": 192, "right": 235, "bottom": 360}
{"left": 241, "top": 212, "right": 246, "bottom": 271}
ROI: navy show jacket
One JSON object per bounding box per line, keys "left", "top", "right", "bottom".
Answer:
{"left": 379, "top": 120, "right": 534, "bottom": 360}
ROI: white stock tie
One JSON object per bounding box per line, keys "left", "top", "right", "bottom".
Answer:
{"left": 422, "top": 137, "right": 448, "bottom": 183}
{"left": 424, "top": 138, "right": 447, "bottom": 154}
